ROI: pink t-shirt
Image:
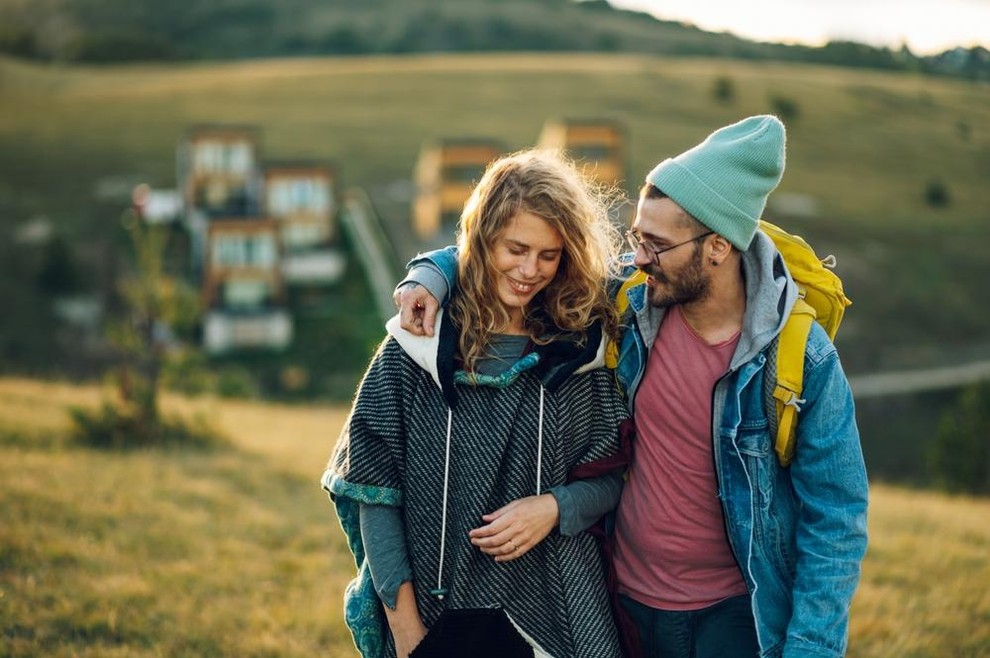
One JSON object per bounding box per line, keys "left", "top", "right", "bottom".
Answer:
{"left": 613, "top": 305, "right": 748, "bottom": 610}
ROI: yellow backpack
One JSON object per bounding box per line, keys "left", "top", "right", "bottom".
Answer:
{"left": 759, "top": 219, "right": 851, "bottom": 466}
{"left": 605, "top": 220, "right": 851, "bottom": 467}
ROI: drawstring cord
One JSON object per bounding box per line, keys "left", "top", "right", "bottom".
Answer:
{"left": 432, "top": 385, "right": 546, "bottom": 600}
{"left": 536, "top": 385, "right": 544, "bottom": 495}
{"left": 430, "top": 408, "right": 454, "bottom": 600}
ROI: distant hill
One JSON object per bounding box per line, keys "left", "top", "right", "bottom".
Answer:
{"left": 0, "top": 0, "right": 987, "bottom": 79}
{"left": 2, "top": 52, "right": 989, "bottom": 392}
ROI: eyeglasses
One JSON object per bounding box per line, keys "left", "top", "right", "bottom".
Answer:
{"left": 625, "top": 229, "right": 715, "bottom": 264}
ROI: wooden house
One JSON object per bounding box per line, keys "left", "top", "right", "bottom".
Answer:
{"left": 201, "top": 218, "right": 291, "bottom": 353}
{"left": 537, "top": 118, "right": 626, "bottom": 188}
{"left": 412, "top": 139, "right": 503, "bottom": 241}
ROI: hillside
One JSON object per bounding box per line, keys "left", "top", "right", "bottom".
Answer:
{"left": 0, "top": 0, "right": 986, "bottom": 79}
{"left": 2, "top": 52, "right": 989, "bottom": 486}
{"left": 1, "top": 377, "right": 988, "bottom": 656}
{"left": 2, "top": 53, "right": 988, "bottom": 373}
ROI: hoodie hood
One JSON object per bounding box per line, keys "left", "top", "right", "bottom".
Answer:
{"left": 386, "top": 310, "right": 608, "bottom": 407}
{"left": 732, "top": 229, "right": 798, "bottom": 369}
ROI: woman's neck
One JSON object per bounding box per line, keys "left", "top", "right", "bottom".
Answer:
{"left": 503, "top": 309, "right": 529, "bottom": 336}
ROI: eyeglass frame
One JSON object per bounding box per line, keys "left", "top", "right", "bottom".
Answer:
{"left": 625, "top": 229, "right": 715, "bottom": 264}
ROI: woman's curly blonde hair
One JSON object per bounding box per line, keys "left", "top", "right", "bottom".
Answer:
{"left": 450, "top": 149, "right": 623, "bottom": 374}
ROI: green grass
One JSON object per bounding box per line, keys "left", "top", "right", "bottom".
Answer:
{"left": 1, "top": 377, "right": 989, "bottom": 657}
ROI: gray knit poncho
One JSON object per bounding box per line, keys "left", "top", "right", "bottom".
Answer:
{"left": 324, "top": 312, "right": 628, "bottom": 658}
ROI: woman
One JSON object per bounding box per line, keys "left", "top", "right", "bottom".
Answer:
{"left": 323, "top": 150, "right": 628, "bottom": 658}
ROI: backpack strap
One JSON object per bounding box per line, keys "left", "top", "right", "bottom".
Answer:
{"left": 605, "top": 270, "right": 648, "bottom": 369}
{"left": 772, "top": 296, "right": 816, "bottom": 466}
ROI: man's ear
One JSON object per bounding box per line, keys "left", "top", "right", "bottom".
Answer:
{"left": 708, "top": 234, "right": 733, "bottom": 267}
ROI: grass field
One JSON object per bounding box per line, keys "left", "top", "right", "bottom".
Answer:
{"left": 1, "top": 377, "right": 988, "bottom": 657}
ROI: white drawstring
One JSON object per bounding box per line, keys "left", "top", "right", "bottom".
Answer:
{"left": 536, "top": 386, "right": 544, "bottom": 495}
{"left": 432, "top": 386, "right": 546, "bottom": 599}
{"left": 432, "top": 407, "right": 453, "bottom": 600}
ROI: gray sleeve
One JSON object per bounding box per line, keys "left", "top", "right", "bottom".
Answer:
{"left": 395, "top": 262, "right": 449, "bottom": 305}
{"left": 549, "top": 472, "right": 624, "bottom": 536}
{"left": 359, "top": 503, "right": 413, "bottom": 610}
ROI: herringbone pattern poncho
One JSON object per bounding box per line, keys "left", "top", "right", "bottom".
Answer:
{"left": 327, "top": 328, "right": 628, "bottom": 658}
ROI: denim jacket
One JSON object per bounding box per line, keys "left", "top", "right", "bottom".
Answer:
{"left": 404, "top": 233, "right": 869, "bottom": 658}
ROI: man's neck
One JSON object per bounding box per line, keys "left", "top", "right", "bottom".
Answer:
{"left": 678, "top": 268, "right": 746, "bottom": 345}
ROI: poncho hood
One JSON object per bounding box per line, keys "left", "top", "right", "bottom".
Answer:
{"left": 385, "top": 310, "right": 607, "bottom": 408}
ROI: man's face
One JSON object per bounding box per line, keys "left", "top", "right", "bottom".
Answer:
{"left": 630, "top": 196, "right": 711, "bottom": 309}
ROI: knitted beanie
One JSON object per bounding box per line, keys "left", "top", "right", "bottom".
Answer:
{"left": 646, "top": 115, "right": 786, "bottom": 251}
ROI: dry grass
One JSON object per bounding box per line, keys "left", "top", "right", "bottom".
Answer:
{"left": 1, "top": 377, "right": 989, "bottom": 657}
{"left": 849, "top": 484, "right": 990, "bottom": 657}
{"left": 0, "top": 377, "right": 356, "bottom": 657}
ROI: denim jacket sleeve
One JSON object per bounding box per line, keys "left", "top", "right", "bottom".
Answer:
{"left": 396, "top": 246, "right": 459, "bottom": 304}
{"left": 783, "top": 325, "right": 869, "bottom": 658}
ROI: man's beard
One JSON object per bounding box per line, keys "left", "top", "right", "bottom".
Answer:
{"left": 642, "top": 245, "right": 711, "bottom": 309}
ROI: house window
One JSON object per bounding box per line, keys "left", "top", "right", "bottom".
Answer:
{"left": 195, "top": 140, "right": 253, "bottom": 174}
{"left": 442, "top": 164, "right": 486, "bottom": 184}
{"left": 213, "top": 233, "right": 277, "bottom": 268}
{"left": 570, "top": 144, "right": 614, "bottom": 162}
{"left": 269, "top": 178, "right": 332, "bottom": 215}
{"left": 214, "top": 236, "right": 243, "bottom": 267}
{"left": 223, "top": 279, "right": 271, "bottom": 309}
{"left": 227, "top": 143, "right": 252, "bottom": 174}
{"left": 283, "top": 223, "right": 325, "bottom": 249}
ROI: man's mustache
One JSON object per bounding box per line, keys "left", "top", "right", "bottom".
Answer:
{"left": 639, "top": 265, "right": 665, "bottom": 282}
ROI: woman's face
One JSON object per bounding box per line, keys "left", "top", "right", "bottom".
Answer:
{"left": 490, "top": 210, "right": 564, "bottom": 333}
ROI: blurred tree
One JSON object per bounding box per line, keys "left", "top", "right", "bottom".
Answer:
{"left": 929, "top": 381, "right": 990, "bottom": 495}
{"left": 319, "top": 26, "right": 368, "bottom": 55}
{"left": 924, "top": 179, "right": 951, "bottom": 208}
{"left": 712, "top": 75, "right": 735, "bottom": 104}
{"left": 71, "top": 210, "right": 220, "bottom": 449}
{"left": 73, "top": 30, "right": 176, "bottom": 62}
{"left": 37, "top": 235, "right": 79, "bottom": 296}
{"left": 114, "top": 209, "right": 199, "bottom": 425}
{"left": 956, "top": 120, "right": 972, "bottom": 142}
{"left": 769, "top": 94, "right": 800, "bottom": 122}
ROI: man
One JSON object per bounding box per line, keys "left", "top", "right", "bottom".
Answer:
{"left": 395, "top": 115, "right": 869, "bottom": 658}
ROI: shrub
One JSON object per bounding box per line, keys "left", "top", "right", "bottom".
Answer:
{"left": 217, "top": 367, "right": 259, "bottom": 399}
{"left": 163, "top": 350, "right": 217, "bottom": 397}
{"left": 929, "top": 381, "right": 990, "bottom": 495}
{"left": 712, "top": 76, "right": 735, "bottom": 104}
{"left": 70, "top": 400, "right": 227, "bottom": 451}
{"left": 924, "top": 179, "right": 951, "bottom": 207}
{"left": 956, "top": 120, "right": 972, "bottom": 142}
{"left": 769, "top": 95, "right": 800, "bottom": 122}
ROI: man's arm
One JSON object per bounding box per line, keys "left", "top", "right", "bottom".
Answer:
{"left": 784, "top": 330, "right": 869, "bottom": 658}
{"left": 393, "top": 247, "right": 645, "bottom": 338}
{"left": 393, "top": 246, "right": 458, "bottom": 336}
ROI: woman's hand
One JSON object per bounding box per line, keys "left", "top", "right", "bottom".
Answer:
{"left": 468, "top": 493, "right": 560, "bottom": 563}
{"left": 392, "top": 620, "right": 427, "bottom": 658}
{"left": 384, "top": 582, "right": 428, "bottom": 658}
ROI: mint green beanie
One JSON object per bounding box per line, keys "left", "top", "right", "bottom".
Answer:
{"left": 646, "top": 115, "right": 786, "bottom": 251}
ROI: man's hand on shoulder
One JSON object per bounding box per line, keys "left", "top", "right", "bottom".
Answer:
{"left": 394, "top": 283, "right": 440, "bottom": 337}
